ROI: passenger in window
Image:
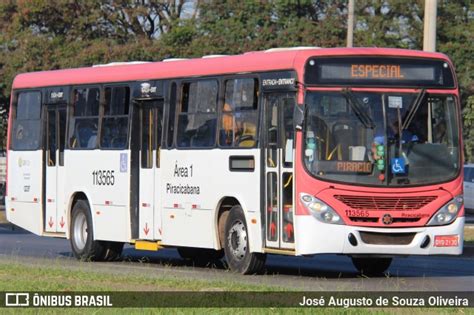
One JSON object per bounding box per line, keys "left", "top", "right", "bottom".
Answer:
{"left": 223, "top": 104, "right": 254, "bottom": 146}
{"left": 222, "top": 102, "right": 235, "bottom": 145}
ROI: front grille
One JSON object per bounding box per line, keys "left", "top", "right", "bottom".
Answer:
{"left": 348, "top": 217, "right": 379, "bottom": 223}
{"left": 359, "top": 231, "right": 416, "bottom": 245}
{"left": 392, "top": 217, "right": 420, "bottom": 223}
{"left": 335, "top": 195, "right": 437, "bottom": 211}
{"left": 348, "top": 217, "right": 421, "bottom": 224}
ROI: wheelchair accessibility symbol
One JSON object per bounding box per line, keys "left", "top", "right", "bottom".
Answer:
{"left": 391, "top": 158, "right": 405, "bottom": 174}
{"left": 120, "top": 153, "right": 128, "bottom": 173}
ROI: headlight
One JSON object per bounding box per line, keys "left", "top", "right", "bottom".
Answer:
{"left": 427, "top": 195, "right": 463, "bottom": 226}
{"left": 300, "top": 193, "right": 345, "bottom": 225}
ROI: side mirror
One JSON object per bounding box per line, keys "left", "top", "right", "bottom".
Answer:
{"left": 293, "top": 104, "right": 304, "bottom": 131}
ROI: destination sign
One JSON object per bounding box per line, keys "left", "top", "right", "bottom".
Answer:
{"left": 314, "top": 161, "right": 373, "bottom": 174}
{"left": 305, "top": 57, "right": 455, "bottom": 88}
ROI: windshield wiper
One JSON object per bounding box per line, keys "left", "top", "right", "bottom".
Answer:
{"left": 342, "top": 89, "right": 375, "bottom": 129}
{"left": 402, "top": 89, "right": 426, "bottom": 130}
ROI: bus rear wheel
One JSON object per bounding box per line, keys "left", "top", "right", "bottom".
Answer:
{"left": 223, "top": 206, "right": 266, "bottom": 274}
{"left": 70, "top": 199, "right": 123, "bottom": 261}
{"left": 351, "top": 257, "right": 392, "bottom": 276}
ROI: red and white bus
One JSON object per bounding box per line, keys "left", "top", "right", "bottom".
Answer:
{"left": 6, "top": 47, "right": 464, "bottom": 274}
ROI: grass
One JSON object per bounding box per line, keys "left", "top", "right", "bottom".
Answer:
{"left": 0, "top": 260, "right": 278, "bottom": 292}
{"left": 0, "top": 309, "right": 472, "bottom": 315}
{"left": 463, "top": 226, "right": 474, "bottom": 245}
{"left": 0, "top": 261, "right": 472, "bottom": 314}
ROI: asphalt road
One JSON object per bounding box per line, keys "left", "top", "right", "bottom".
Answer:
{"left": 0, "top": 223, "right": 473, "bottom": 291}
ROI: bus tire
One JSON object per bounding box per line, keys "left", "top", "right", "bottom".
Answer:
{"left": 70, "top": 199, "right": 107, "bottom": 261}
{"left": 223, "top": 206, "right": 266, "bottom": 274}
{"left": 351, "top": 257, "right": 392, "bottom": 276}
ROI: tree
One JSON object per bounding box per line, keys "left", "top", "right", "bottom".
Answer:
{"left": 354, "top": 0, "right": 424, "bottom": 48}
{"left": 463, "top": 96, "right": 474, "bottom": 162}
{"left": 0, "top": 83, "right": 7, "bottom": 152}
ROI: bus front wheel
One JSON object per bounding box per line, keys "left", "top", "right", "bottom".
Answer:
{"left": 351, "top": 257, "right": 392, "bottom": 276}
{"left": 223, "top": 206, "right": 266, "bottom": 274}
{"left": 70, "top": 199, "right": 123, "bottom": 261}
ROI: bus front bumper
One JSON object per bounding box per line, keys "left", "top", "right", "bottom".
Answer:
{"left": 294, "top": 216, "right": 464, "bottom": 256}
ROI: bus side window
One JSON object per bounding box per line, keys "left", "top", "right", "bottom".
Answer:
{"left": 100, "top": 86, "right": 130, "bottom": 149}
{"left": 47, "top": 109, "right": 56, "bottom": 166}
{"left": 219, "top": 78, "right": 258, "bottom": 148}
{"left": 69, "top": 88, "right": 100, "bottom": 149}
{"left": 141, "top": 107, "right": 154, "bottom": 168}
{"left": 167, "top": 83, "right": 177, "bottom": 148}
{"left": 177, "top": 80, "right": 218, "bottom": 148}
{"left": 58, "top": 109, "right": 66, "bottom": 166}
{"left": 282, "top": 97, "right": 295, "bottom": 166}
{"left": 11, "top": 91, "right": 42, "bottom": 150}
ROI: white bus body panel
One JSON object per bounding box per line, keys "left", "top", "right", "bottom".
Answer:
{"left": 6, "top": 150, "right": 43, "bottom": 235}
{"left": 294, "top": 215, "right": 464, "bottom": 256}
{"left": 65, "top": 150, "right": 131, "bottom": 242}
{"left": 160, "top": 149, "right": 263, "bottom": 252}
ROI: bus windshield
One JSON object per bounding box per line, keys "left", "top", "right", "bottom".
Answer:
{"left": 303, "top": 91, "right": 460, "bottom": 187}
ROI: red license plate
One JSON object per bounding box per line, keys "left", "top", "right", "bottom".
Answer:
{"left": 434, "top": 235, "right": 459, "bottom": 247}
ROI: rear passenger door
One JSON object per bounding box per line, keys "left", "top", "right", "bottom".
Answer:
{"left": 44, "top": 104, "right": 67, "bottom": 233}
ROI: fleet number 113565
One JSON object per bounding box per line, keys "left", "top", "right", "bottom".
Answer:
{"left": 92, "top": 170, "right": 115, "bottom": 186}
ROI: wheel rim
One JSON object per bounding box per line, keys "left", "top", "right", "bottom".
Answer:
{"left": 227, "top": 220, "right": 247, "bottom": 261}
{"left": 73, "top": 212, "right": 88, "bottom": 251}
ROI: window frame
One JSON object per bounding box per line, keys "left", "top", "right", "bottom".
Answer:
{"left": 175, "top": 78, "right": 220, "bottom": 150}
{"left": 168, "top": 80, "right": 181, "bottom": 149}
{"left": 68, "top": 85, "right": 102, "bottom": 150}
{"left": 217, "top": 75, "right": 261, "bottom": 149}
{"left": 138, "top": 98, "right": 164, "bottom": 169}
{"left": 10, "top": 89, "right": 44, "bottom": 151}
{"left": 99, "top": 84, "right": 132, "bottom": 150}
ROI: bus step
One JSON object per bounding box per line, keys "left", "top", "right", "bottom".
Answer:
{"left": 263, "top": 247, "right": 295, "bottom": 255}
{"left": 134, "top": 240, "right": 163, "bottom": 251}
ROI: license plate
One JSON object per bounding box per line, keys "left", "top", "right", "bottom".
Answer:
{"left": 434, "top": 235, "right": 459, "bottom": 247}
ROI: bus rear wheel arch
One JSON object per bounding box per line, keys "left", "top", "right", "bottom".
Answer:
{"left": 69, "top": 199, "right": 123, "bottom": 261}
{"left": 223, "top": 205, "right": 266, "bottom": 274}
